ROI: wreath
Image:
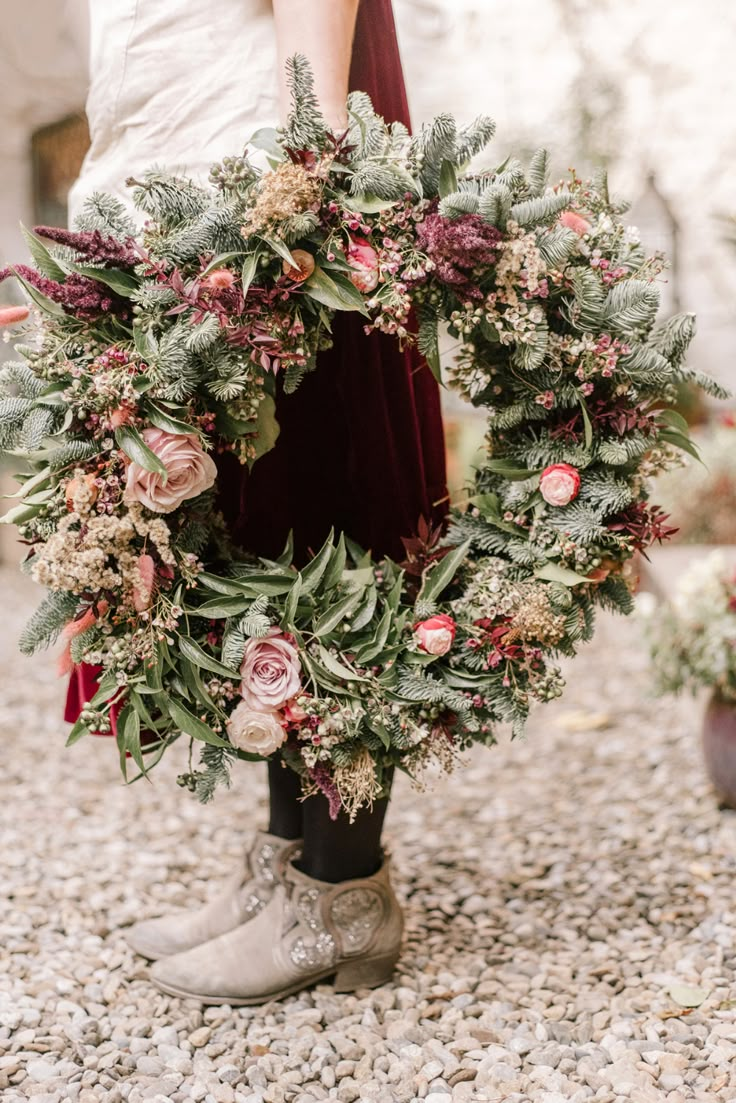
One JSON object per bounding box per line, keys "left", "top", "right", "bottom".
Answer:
{"left": 0, "top": 59, "right": 717, "bottom": 817}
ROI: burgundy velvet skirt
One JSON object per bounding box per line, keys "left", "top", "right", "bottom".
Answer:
{"left": 65, "top": 0, "right": 448, "bottom": 727}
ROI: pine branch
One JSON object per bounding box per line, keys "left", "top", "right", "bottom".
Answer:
{"left": 527, "top": 148, "right": 550, "bottom": 197}
{"left": 73, "top": 192, "right": 137, "bottom": 238}
{"left": 19, "top": 591, "right": 79, "bottom": 655}
{"left": 283, "top": 54, "right": 328, "bottom": 149}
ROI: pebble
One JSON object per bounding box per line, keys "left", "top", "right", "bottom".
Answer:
{"left": 1, "top": 574, "right": 734, "bottom": 1101}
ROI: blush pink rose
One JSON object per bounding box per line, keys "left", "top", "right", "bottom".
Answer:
{"left": 240, "top": 629, "right": 302, "bottom": 712}
{"left": 414, "top": 613, "right": 456, "bottom": 656}
{"left": 124, "top": 428, "right": 217, "bottom": 514}
{"left": 346, "top": 237, "right": 379, "bottom": 293}
{"left": 0, "top": 305, "right": 30, "bottom": 326}
{"left": 227, "top": 702, "right": 286, "bottom": 755}
{"left": 559, "top": 211, "right": 592, "bottom": 237}
{"left": 540, "top": 463, "right": 581, "bottom": 507}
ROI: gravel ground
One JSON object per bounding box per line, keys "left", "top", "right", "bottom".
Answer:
{"left": 2, "top": 567, "right": 736, "bottom": 1103}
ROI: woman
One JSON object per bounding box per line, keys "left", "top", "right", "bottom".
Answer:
{"left": 66, "top": 0, "right": 447, "bottom": 1004}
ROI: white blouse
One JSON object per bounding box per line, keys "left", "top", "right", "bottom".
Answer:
{"left": 69, "top": 0, "right": 280, "bottom": 223}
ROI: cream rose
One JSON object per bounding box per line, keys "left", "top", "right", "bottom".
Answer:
{"left": 124, "top": 428, "right": 217, "bottom": 514}
{"left": 227, "top": 702, "right": 286, "bottom": 756}
{"left": 414, "top": 613, "right": 457, "bottom": 656}
{"left": 240, "top": 629, "right": 302, "bottom": 711}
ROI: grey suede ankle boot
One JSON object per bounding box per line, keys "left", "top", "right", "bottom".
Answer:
{"left": 125, "top": 831, "right": 302, "bottom": 961}
{"left": 149, "top": 854, "right": 404, "bottom": 1004}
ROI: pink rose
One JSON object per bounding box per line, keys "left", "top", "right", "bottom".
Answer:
{"left": 0, "top": 305, "right": 30, "bottom": 326}
{"left": 203, "top": 268, "right": 236, "bottom": 290}
{"left": 227, "top": 702, "right": 286, "bottom": 756}
{"left": 283, "top": 697, "right": 309, "bottom": 725}
{"left": 346, "top": 237, "right": 379, "bottom": 293}
{"left": 240, "top": 629, "right": 302, "bottom": 712}
{"left": 414, "top": 613, "right": 456, "bottom": 656}
{"left": 540, "top": 463, "right": 581, "bottom": 507}
{"left": 559, "top": 211, "right": 591, "bottom": 237}
{"left": 124, "top": 428, "right": 217, "bottom": 514}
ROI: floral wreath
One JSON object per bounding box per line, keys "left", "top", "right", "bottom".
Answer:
{"left": 0, "top": 59, "right": 717, "bottom": 818}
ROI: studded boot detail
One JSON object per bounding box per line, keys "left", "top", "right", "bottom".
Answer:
{"left": 149, "top": 854, "right": 404, "bottom": 1004}
{"left": 125, "top": 831, "right": 302, "bottom": 960}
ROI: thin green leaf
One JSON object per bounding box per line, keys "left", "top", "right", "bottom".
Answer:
{"left": 21, "top": 225, "right": 69, "bottom": 280}
{"left": 353, "top": 605, "right": 393, "bottom": 664}
{"left": 282, "top": 573, "right": 303, "bottom": 629}
{"left": 72, "top": 264, "right": 139, "bottom": 297}
{"left": 146, "top": 402, "right": 201, "bottom": 437}
{"left": 241, "top": 251, "right": 261, "bottom": 297}
{"left": 303, "top": 267, "right": 368, "bottom": 314}
{"left": 322, "top": 533, "right": 347, "bottom": 591}
{"left": 191, "top": 596, "right": 254, "bottom": 618}
{"left": 535, "top": 562, "right": 589, "bottom": 586}
{"left": 313, "top": 588, "right": 365, "bottom": 637}
{"left": 300, "top": 531, "right": 336, "bottom": 593}
{"left": 167, "top": 698, "right": 231, "bottom": 747}
{"left": 418, "top": 540, "right": 471, "bottom": 605}
{"left": 317, "top": 645, "right": 367, "bottom": 683}
{"left": 9, "top": 266, "right": 65, "bottom": 317}
{"left": 115, "top": 425, "right": 168, "bottom": 480}
{"left": 439, "top": 159, "right": 459, "bottom": 199}
{"left": 579, "top": 396, "right": 593, "bottom": 450}
{"left": 178, "top": 635, "right": 240, "bottom": 679}
{"left": 201, "top": 252, "right": 245, "bottom": 276}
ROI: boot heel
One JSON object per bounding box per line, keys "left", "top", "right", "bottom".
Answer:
{"left": 333, "top": 952, "right": 399, "bottom": 992}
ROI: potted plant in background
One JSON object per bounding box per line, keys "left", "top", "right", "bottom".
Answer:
{"left": 648, "top": 551, "right": 736, "bottom": 807}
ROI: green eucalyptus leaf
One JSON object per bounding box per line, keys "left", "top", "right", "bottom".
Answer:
{"left": 282, "top": 573, "right": 303, "bottom": 629}
{"left": 535, "top": 562, "right": 589, "bottom": 586}
{"left": 317, "top": 645, "right": 368, "bottom": 683}
{"left": 300, "top": 532, "right": 336, "bottom": 593}
{"left": 241, "top": 250, "right": 261, "bottom": 297}
{"left": 303, "top": 267, "right": 368, "bottom": 315}
{"left": 191, "top": 596, "right": 254, "bottom": 618}
{"left": 72, "top": 264, "right": 139, "bottom": 297}
{"left": 178, "top": 635, "right": 240, "bottom": 679}
{"left": 313, "top": 588, "right": 365, "bottom": 637}
{"left": 322, "top": 533, "right": 347, "bottom": 591}
{"left": 418, "top": 540, "right": 471, "bottom": 605}
{"left": 9, "top": 266, "right": 65, "bottom": 317}
{"left": 146, "top": 402, "right": 200, "bottom": 437}
{"left": 21, "top": 225, "right": 70, "bottom": 281}
{"left": 167, "top": 698, "right": 230, "bottom": 747}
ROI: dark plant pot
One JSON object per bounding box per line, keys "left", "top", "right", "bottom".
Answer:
{"left": 702, "top": 692, "right": 736, "bottom": 808}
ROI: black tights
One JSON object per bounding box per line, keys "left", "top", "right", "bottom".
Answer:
{"left": 267, "top": 757, "right": 393, "bottom": 883}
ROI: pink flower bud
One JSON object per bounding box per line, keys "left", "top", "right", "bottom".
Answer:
{"left": 539, "top": 463, "right": 581, "bottom": 507}
{"left": 559, "top": 211, "right": 592, "bottom": 237}
{"left": 0, "top": 304, "right": 30, "bottom": 326}
{"left": 133, "top": 553, "right": 156, "bottom": 612}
